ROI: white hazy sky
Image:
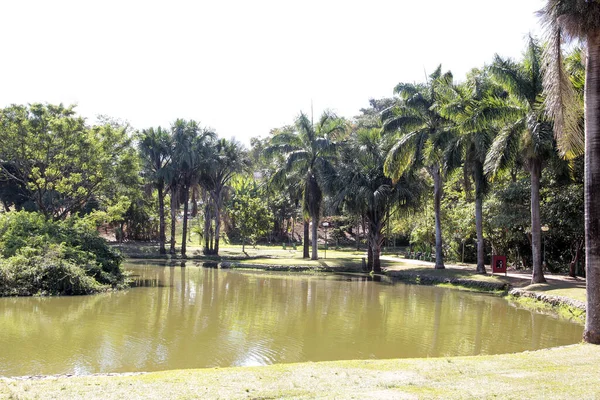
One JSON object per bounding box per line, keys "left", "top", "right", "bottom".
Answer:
{"left": 1, "top": 0, "right": 545, "bottom": 145}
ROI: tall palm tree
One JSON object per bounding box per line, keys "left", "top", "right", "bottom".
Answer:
{"left": 170, "top": 119, "right": 215, "bottom": 257}
{"left": 486, "top": 37, "right": 556, "bottom": 284}
{"left": 333, "top": 128, "right": 422, "bottom": 272}
{"left": 266, "top": 112, "right": 345, "bottom": 260}
{"left": 199, "top": 138, "right": 249, "bottom": 255}
{"left": 539, "top": 0, "right": 600, "bottom": 343}
{"left": 439, "top": 69, "right": 510, "bottom": 274}
{"left": 138, "top": 127, "right": 172, "bottom": 254}
{"left": 382, "top": 66, "right": 454, "bottom": 269}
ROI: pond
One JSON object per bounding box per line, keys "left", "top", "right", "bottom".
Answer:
{"left": 0, "top": 262, "right": 583, "bottom": 377}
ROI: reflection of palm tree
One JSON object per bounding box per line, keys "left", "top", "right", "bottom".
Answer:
{"left": 538, "top": 0, "right": 600, "bottom": 344}
{"left": 486, "top": 37, "right": 554, "bottom": 284}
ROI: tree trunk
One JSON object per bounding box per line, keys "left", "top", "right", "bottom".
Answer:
{"left": 181, "top": 185, "right": 189, "bottom": 258}
{"left": 529, "top": 159, "right": 546, "bottom": 284}
{"left": 203, "top": 203, "right": 211, "bottom": 254}
{"left": 584, "top": 29, "right": 600, "bottom": 344}
{"left": 370, "top": 226, "right": 383, "bottom": 273}
{"left": 303, "top": 219, "right": 310, "bottom": 258}
{"left": 169, "top": 192, "right": 177, "bottom": 255}
{"left": 570, "top": 240, "right": 583, "bottom": 278}
{"left": 158, "top": 185, "right": 166, "bottom": 255}
{"left": 311, "top": 215, "right": 318, "bottom": 260}
{"left": 431, "top": 165, "right": 445, "bottom": 269}
{"left": 367, "top": 244, "right": 374, "bottom": 272}
{"left": 474, "top": 162, "right": 486, "bottom": 274}
{"left": 475, "top": 197, "right": 486, "bottom": 273}
{"left": 356, "top": 219, "right": 360, "bottom": 251}
{"left": 214, "top": 197, "right": 221, "bottom": 256}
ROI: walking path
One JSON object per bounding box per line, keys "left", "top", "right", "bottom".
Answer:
{"left": 381, "top": 255, "right": 587, "bottom": 303}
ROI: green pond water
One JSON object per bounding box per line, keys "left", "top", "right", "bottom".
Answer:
{"left": 0, "top": 261, "right": 583, "bottom": 377}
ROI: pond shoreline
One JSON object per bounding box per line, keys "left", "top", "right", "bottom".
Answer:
{"left": 1, "top": 257, "right": 590, "bottom": 398}
{"left": 219, "top": 260, "right": 587, "bottom": 318}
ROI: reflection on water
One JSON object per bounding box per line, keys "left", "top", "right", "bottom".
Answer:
{"left": 0, "top": 262, "right": 583, "bottom": 376}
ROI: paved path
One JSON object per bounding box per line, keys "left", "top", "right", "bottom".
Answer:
{"left": 380, "top": 255, "right": 586, "bottom": 290}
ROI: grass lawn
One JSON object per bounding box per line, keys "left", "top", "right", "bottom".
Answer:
{"left": 2, "top": 344, "right": 598, "bottom": 399}
{"left": 522, "top": 282, "right": 587, "bottom": 303}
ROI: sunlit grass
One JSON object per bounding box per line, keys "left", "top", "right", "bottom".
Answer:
{"left": 2, "top": 344, "right": 598, "bottom": 399}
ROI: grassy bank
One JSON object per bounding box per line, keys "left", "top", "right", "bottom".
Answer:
{"left": 2, "top": 344, "right": 598, "bottom": 399}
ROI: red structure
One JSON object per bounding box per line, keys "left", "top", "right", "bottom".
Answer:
{"left": 492, "top": 255, "right": 507, "bottom": 274}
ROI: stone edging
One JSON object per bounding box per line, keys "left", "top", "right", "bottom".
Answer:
{"left": 508, "top": 288, "right": 586, "bottom": 312}
{"left": 385, "top": 270, "right": 510, "bottom": 292}
{"left": 218, "top": 262, "right": 361, "bottom": 273}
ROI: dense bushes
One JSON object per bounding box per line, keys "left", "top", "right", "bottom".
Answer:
{"left": 0, "top": 211, "right": 126, "bottom": 296}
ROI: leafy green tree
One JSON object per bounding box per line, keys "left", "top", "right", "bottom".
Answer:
{"left": 266, "top": 112, "right": 345, "bottom": 260}
{"left": 229, "top": 180, "right": 273, "bottom": 252}
{"left": 486, "top": 37, "right": 556, "bottom": 284}
{"left": 383, "top": 66, "right": 454, "bottom": 269}
{"left": 539, "top": 0, "right": 600, "bottom": 343}
{"left": 0, "top": 104, "right": 137, "bottom": 220}
{"left": 138, "top": 126, "right": 172, "bottom": 254}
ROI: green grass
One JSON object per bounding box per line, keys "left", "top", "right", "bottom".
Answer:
{"left": 2, "top": 344, "right": 599, "bottom": 399}
{"left": 507, "top": 295, "right": 586, "bottom": 324}
{"left": 522, "top": 283, "right": 587, "bottom": 303}
{"left": 435, "top": 282, "right": 506, "bottom": 294}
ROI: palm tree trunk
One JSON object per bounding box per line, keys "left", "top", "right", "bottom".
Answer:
{"left": 303, "top": 219, "right": 310, "bottom": 258}
{"left": 356, "top": 219, "right": 360, "bottom": 251}
{"left": 474, "top": 162, "right": 486, "bottom": 274}
{"left": 584, "top": 29, "right": 600, "bottom": 344}
{"left": 529, "top": 159, "right": 546, "bottom": 284}
{"left": 214, "top": 197, "right": 222, "bottom": 256}
{"left": 169, "top": 192, "right": 177, "bottom": 255}
{"left": 431, "top": 165, "right": 445, "bottom": 269}
{"left": 203, "top": 203, "right": 211, "bottom": 254}
{"left": 311, "top": 215, "right": 318, "bottom": 260}
{"left": 369, "top": 225, "right": 383, "bottom": 273}
{"left": 158, "top": 185, "right": 166, "bottom": 255}
{"left": 181, "top": 185, "right": 189, "bottom": 258}
{"left": 367, "top": 244, "right": 373, "bottom": 271}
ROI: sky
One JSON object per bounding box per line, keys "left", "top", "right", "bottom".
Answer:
{"left": 0, "top": 0, "right": 546, "bottom": 146}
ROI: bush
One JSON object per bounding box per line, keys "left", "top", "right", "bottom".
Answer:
{"left": 0, "top": 211, "right": 126, "bottom": 296}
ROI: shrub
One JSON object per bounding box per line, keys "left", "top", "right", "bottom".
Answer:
{"left": 0, "top": 211, "right": 126, "bottom": 296}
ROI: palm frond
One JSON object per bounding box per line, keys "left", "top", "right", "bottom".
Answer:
{"left": 541, "top": 14, "right": 584, "bottom": 158}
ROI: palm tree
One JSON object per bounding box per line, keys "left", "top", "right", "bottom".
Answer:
{"left": 170, "top": 119, "right": 215, "bottom": 257}
{"left": 486, "top": 37, "right": 556, "bottom": 284}
{"left": 439, "top": 69, "right": 510, "bottom": 274}
{"left": 333, "top": 128, "right": 422, "bottom": 272}
{"left": 199, "top": 138, "right": 249, "bottom": 255}
{"left": 266, "top": 112, "right": 345, "bottom": 260}
{"left": 382, "top": 66, "right": 454, "bottom": 269}
{"left": 138, "top": 127, "right": 172, "bottom": 254}
{"left": 539, "top": 0, "right": 600, "bottom": 343}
